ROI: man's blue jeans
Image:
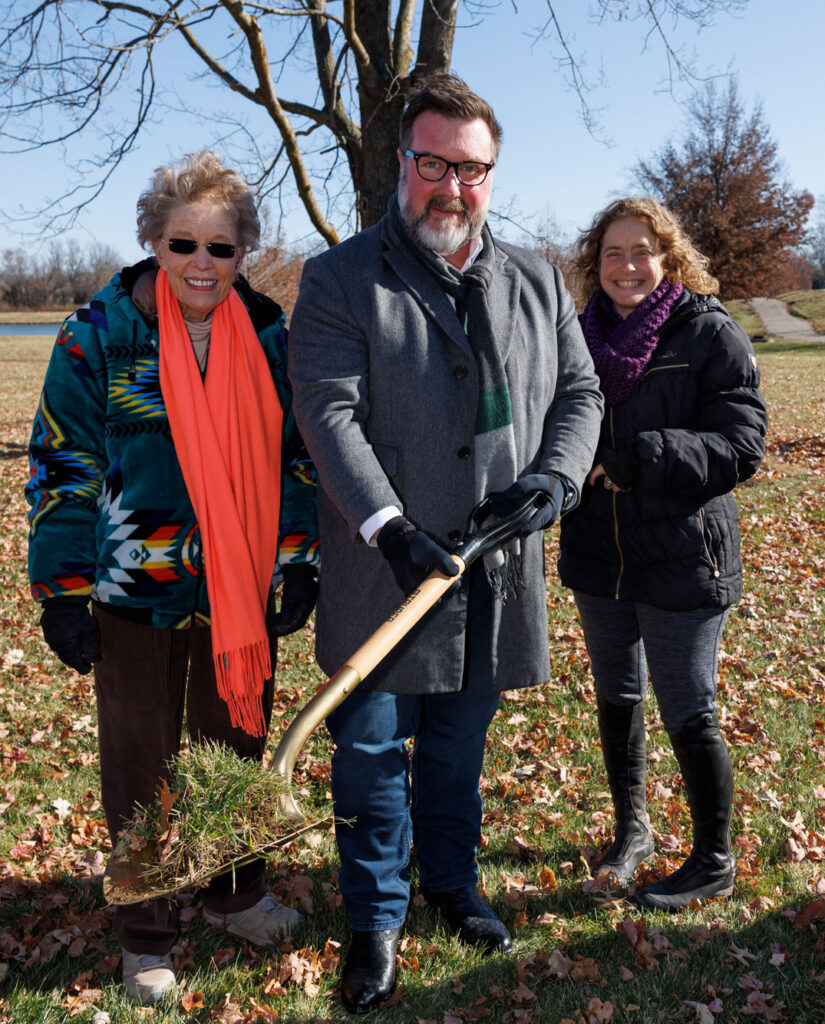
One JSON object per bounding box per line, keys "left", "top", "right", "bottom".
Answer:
{"left": 325, "top": 570, "right": 500, "bottom": 931}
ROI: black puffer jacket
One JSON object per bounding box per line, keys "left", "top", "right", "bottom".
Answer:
{"left": 558, "top": 289, "right": 768, "bottom": 610}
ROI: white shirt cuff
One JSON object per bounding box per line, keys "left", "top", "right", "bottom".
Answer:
{"left": 360, "top": 506, "right": 403, "bottom": 546}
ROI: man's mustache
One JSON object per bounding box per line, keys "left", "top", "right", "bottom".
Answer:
{"left": 428, "top": 197, "right": 468, "bottom": 215}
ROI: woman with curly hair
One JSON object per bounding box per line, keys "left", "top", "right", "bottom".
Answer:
{"left": 558, "top": 197, "right": 767, "bottom": 910}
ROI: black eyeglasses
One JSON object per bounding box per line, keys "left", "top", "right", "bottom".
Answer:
{"left": 164, "top": 238, "right": 237, "bottom": 260}
{"left": 403, "top": 150, "right": 494, "bottom": 187}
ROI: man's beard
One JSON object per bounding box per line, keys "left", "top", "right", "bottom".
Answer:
{"left": 398, "top": 173, "right": 488, "bottom": 255}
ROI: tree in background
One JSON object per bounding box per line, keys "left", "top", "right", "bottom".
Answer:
{"left": 0, "top": 242, "right": 121, "bottom": 310}
{"left": 804, "top": 197, "right": 825, "bottom": 289}
{"left": 522, "top": 210, "right": 575, "bottom": 295}
{"left": 634, "top": 80, "right": 813, "bottom": 299}
{"left": 245, "top": 243, "right": 306, "bottom": 319}
{"left": 0, "top": 1, "right": 749, "bottom": 247}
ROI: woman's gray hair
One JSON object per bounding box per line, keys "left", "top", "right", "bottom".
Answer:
{"left": 136, "top": 150, "right": 260, "bottom": 253}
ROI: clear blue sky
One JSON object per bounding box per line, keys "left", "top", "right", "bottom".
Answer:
{"left": 1, "top": 0, "right": 822, "bottom": 263}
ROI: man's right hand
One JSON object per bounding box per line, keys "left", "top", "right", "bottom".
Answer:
{"left": 377, "top": 516, "right": 459, "bottom": 596}
{"left": 40, "top": 596, "right": 100, "bottom": 675}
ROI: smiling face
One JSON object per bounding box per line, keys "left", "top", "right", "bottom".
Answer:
{"left": 397, "top": 111, "right": 494, "bottom": 268}
{"left": 153, "top": 200, "right": 241, "bottom": 321}
{"left": 599, "top": 216, "right": 666, "bottom": 318}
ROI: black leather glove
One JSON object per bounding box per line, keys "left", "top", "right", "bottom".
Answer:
{"left": 267, "top": 563, "right": 319, "bottom": 637}
{"left": 486, "top": 473, "right": 567, "bottom": 536}
{"left": 39, "top": 596, "right": 100, "bottom": 675}
{"left": 377, "top": 516, "right": 460, "bottom": 596}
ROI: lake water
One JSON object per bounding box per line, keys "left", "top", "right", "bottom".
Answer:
{"left": 0, "top": 323, "right": 61, "bottom": 336}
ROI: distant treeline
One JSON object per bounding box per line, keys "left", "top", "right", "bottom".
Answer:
{"left": 0, "top": 238, "right": 309, "bottom": 316}
{"left": 0, "top": 241, "right": 123, "bottom": 311}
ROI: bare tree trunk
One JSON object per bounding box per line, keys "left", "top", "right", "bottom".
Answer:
{"left": 353, "top": 0, "right": 458, "bottom": 229}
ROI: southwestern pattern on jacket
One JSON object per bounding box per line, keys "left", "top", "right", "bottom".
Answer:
{"left": 27, "top": 274, "right": 319, "bottom": 629}
{"left": 559, "top": 291, "right": 768, "bottom": 611}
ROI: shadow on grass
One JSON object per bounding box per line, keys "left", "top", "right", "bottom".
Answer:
{"left": 4, "top": 854, "right": 825, "bottom": 1023}
{"left": 0, "top": 441, "right": 27, "bottom": 459}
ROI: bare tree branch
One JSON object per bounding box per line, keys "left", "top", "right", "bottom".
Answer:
{"left": 535, "top": 1, "right": 611, "bottom": 142}
{"left": 342, "top": 0, "right": 372, "bottom": 71}
{"left": 0, "top": 0, "right": 755, "bottom": 246}
{"left": 392, "top": 0, "right": 417, "bottom": 78}
{"left": 414, "top": 0, "right": 459, "bottom": 78}
{"left": 222, "top": 0, "right": 339, "bottom": 245}
{"left": 535, "top": 0, "right": 748, "bottom": 142}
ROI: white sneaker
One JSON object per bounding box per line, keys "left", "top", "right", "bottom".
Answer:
{"left": 202, "top": 892, "right": 301, "bottom": 946}
{"left": 122, "top": 949, "right": 176, "bottom": 1004}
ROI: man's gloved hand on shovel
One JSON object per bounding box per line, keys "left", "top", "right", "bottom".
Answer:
{"left": 377, "top": 516, "right": 460, "bottom": 596}
{"left": 485, "top": 473, "right": 567, "bottom": 537}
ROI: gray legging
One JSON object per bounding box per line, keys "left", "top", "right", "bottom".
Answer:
{"left": 573, "top": 592, "right": 729, "bottom": 734}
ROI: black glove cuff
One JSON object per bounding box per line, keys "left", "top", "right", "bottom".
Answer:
{"left": 280, "top": 562, "right": 318, "bottom": 582}
{"left": 41, "top": 595, "right": 91, "bottom": 612}
{"left": 278, "top": 562, "right": 319, "bottom": 603}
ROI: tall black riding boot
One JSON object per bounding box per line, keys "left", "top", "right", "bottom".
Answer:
{"left": 635, "top": 711, "right": 736, "bottom": 911}
{"left": 594, "top": 692, "right": 654, "bottom": 886}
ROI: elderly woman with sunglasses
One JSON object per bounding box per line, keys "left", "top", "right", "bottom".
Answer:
{"left": 26, "top": 151, "right": 319, "bottom": 1004}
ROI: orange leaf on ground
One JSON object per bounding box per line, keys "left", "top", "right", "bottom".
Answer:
{"left": 158, "top": 777, "right": 178, "bottom": 835}
{"left": 794, "top": 899, "right": 825, "bottom": 930}
{"left": 538, "top": 866, "right": 558, "bottom": 891}
{"left": 181, "top": 990, "right": 205, "bottom": 1012}
{"left": 509, "top": 982, "right": 536, "bottom": 1003}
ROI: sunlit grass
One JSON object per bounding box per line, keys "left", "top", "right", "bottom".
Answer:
{"left": 1, "top": 335, "right": 824, "bottom": 1022}
{"left": 779, "top": 290, "right": 825, "bottom": 333}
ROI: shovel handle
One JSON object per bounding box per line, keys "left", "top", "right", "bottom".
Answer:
{"left": 272, "top": 554, "right": 466, "bottom": 819}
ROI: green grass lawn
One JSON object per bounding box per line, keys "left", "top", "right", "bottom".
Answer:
{"left": 725, "top": 299, "right": 764, "bottom": 340}
{"left": 1, "top": 336, "right": 824, "bottom": 1023}
{"left": 779, "top": 291, "right": 825, "bottom": 334}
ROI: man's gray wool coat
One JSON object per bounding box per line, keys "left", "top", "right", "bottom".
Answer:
{"left": 288, "top": 213, "right": 603, "bottom": 695}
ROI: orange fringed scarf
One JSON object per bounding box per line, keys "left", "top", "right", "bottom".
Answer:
{"left": 157, "top": 270, "right": 282, "bottom": 736}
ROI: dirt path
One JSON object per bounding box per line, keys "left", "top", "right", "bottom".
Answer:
{"left": 750, "top": 297, "right": 825, "bottom": 341}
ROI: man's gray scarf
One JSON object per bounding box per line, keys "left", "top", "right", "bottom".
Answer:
{"left": 386, "top": 196, "right": 521, "bottom": 597}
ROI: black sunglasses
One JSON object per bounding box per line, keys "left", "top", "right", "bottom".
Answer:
{"left": 164, "top": 238, "right": 237, "bottom": 260}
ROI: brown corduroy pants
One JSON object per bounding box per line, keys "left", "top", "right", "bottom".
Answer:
{"left": 92, "top": 603, "right": 275, "bottom": 955}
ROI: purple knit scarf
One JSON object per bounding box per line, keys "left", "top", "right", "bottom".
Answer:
{"left": 580, "top": 278, "right": 684, "bottom": 406}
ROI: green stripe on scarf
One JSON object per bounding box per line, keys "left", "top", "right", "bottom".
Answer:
{"left": 476, "top": 382, "right": 513, "bottom": 434}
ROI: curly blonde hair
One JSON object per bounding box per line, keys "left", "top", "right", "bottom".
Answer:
{"left": 569, "top": 196, "right": 718, "bottom": 305}
{"left": 136, "top": 150, "right": 260, "bottom": 254}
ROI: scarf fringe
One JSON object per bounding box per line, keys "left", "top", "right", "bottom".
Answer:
{"left": 213, "top": 638, "right": 271, "bottom": 738}
{"left": 486, "top": 549, "right": 525, "bottom": 605}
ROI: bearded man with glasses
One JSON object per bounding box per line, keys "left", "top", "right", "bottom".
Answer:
{"left": 289, "top": 74, "right": 603, "bottom": 1014}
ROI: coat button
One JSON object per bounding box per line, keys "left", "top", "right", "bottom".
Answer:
{"left": 454, "top": 365, "right": 468, "bottom": 380}
{"left": 448, "top": 529, "right": 461, "bottom": 543}
{"left": 457, "top": 446, "right": 471, "bottom": 459}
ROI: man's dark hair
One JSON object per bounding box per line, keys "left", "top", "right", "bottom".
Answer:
{"left": 399, "top": 73, "right": 503, "bottom": 160}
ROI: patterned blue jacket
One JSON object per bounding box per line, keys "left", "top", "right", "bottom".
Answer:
{"left": 27, "top": 272, "right": 318, "bottom": 629}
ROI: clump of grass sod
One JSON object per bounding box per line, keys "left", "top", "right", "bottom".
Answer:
{"left": 105, "top": 741, "right": 333, "bottom": 904}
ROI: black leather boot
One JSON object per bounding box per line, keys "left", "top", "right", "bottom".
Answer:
{"left": 340, "top": 927, "right": 401, "bottom": 1014}
{"left": 594, "top": 693, "right": 654, "bottom": 885}
{"left": 423, "top": 886, "right": 512, "bottom": 953}
{"left": 635, "top": 711, "right": 736, "bottom": 911}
